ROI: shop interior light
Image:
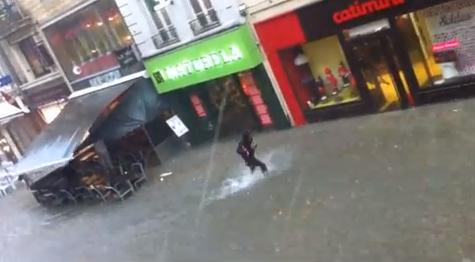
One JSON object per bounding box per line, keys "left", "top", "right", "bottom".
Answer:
{"left": 85, "top": 23, "right": 91, "bottom": 28}
{"left": 97, "top": 21, "right": 104, "bottom": 26}
{"left": 294, "top": 53, "right": 309, "bottom": 66}
{"left": 108, "top": 16, "right": 114, "bottom": 21}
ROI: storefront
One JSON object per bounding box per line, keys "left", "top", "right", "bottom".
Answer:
{"left": 254, "top": 0, "right": 475, "bottom": 125}
{"left": 43, "top": 0, "right": 143, "bottom": 91}
{"left": 145, "top": 25, "right": 289, "bottom": 144}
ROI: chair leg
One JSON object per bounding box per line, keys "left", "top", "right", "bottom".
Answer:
{"left": 91, "top": 187, "right": 107, "bottom": 202}
{"left": 60, "top": 189, "right": 77, "bottom": 204}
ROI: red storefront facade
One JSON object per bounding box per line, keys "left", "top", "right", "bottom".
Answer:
{"left": 254, "top": 13, "right": 307, "bottom": 126}
{"left": 254, "top": 0, "right": 475, "bottom": 125}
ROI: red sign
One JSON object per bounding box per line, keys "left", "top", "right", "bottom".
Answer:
{"left": 432, "top": 39, "right": 461, "bottom": 52}
{"left": 333, "top": 0, "right": 405, "bottom": 24}
{"left": 238, "top": 72, "right": 273, "bottom": 127}
{"left": 190, "top": 94, "right": 207, "bottom": 118}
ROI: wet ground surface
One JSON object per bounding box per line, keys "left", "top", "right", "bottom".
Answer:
{"left": 2, "top": 99, "right": 475, "bottom": 261}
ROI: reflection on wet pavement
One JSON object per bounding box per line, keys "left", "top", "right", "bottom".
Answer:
{"left": 2, "top": 100, "right": 475, "bottom": 261}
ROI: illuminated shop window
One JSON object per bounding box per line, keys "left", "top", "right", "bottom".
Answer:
{"left": 280, "top": 35, "right": 361, "bottom": 111}
{"left": 398, "top": 0, "right": 475, "bottom": 88}
{"left": 44, "top": 0, "right": 134, "bottom": 84}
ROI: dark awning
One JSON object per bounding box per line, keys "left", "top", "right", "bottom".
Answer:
{"left": 13, "top": 80, "right": 136, "bottom": 181}
{"left": 90, "top": 78, "right": 170, "bottom": 141}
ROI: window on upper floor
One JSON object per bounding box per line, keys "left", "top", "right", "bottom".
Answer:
{"left": 145, "top": 0, "right": 178, "bottom": 49}
{"left": 151, "top": 7, "right": 178, "bottom": 48}
{"left": 188, "top": 0, "right": 220, "bottom": 35}
{"left": 18, "top": 36, "right": 55, "bottom": 78}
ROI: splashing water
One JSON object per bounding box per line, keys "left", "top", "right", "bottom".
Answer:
{"left": 205, "top": 147, "right": 293, "bottom": 203}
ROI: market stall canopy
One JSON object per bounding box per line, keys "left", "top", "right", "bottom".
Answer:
{"left": 0, "top": 102, "right": 23, "bottom": 124}
{"left": 13, "top": 80, "right": 136, "bottom": 181}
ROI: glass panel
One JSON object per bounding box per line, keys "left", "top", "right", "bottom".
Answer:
{"left": 44, "top": 0, "right": 135, "bottom": 84}
{"left": 160, "top": 9, "right": 172, "bottom": 26}
{"left": 352, "top": 39, "right": 401, "bottom": 111}
{"left": 280, "top": 35, "right": 361, "bottom": 112}
{"left": 398, "top": 0, "right": 475, "bottom": 88}
{"left": 19, "top": 37, "right": 52, "bottom": 78}
{"left": 189, "top": 0, "right": 202, "bottom": 14}
{"left": 201, "top": 0, "right": 213, "bottom": 9}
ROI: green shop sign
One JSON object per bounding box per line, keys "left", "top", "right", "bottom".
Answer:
{"left": 145, "top": 25, "right": 263, "bottom": 93}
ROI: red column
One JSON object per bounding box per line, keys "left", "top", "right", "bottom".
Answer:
{"left": 254, "top": 12, "right": 307, "bottom": 126}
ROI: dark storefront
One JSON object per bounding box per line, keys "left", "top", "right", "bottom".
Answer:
{"left": 255, "top": 0, "right": 475, "bottom": 125}
{"left": 145, "top": 25, "right": 289, "bottom": 144}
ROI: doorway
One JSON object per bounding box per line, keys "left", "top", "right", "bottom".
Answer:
{"left": 348, "top": 31, "right": 410, "bottom": 112}
{"left": 196, "top": 75, "right": 260, "bottom": 137}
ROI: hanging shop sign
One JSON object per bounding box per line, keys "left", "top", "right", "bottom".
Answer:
{"left": 145, "top": 25, "right": 263, "bottom": 93}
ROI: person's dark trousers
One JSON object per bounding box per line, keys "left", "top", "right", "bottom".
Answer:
{"left": 246, "top": 157, "right": 268, "bottom": 173}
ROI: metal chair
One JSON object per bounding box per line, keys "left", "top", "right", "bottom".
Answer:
{"left": 130, "top": 162, "right": 147, "bottom": 189}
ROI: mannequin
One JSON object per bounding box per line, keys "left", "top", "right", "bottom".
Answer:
{"left": 338, "top": 62, "right": 351, "bottom": 88}
{"left": 324, "top": 67, "right": 338, "bottom": 95}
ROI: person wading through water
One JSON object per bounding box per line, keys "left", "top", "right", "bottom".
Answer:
{"left": 236, "top": 131, "right": 268, "bottom": 174}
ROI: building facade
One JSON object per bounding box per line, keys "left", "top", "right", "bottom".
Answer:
{"left": 245, "top": 0, "right": 475, "bottom": 125}
{"left": 132, "top": 0, "right": 289, "bottom": 144}
{"left": 0, "top": 0, "right": 60, "bottom": 165}
{"left": 31, "top": 0, "right": 145, "bottom": 92}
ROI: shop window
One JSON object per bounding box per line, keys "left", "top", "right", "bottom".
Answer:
{"left": 45, "top": 0, "right": 135, "bottom": 84}
{"left": 280, "top": 35, "right": 361, "bottom": 112}
{"left": 152, "top": 8, "right": 179, "bottom": 48}
{"left": 19, "top": 36, "right": 55, "bottom": 78}
{"left": 398, "top": 0, "right": 475, "bottom": 88}
{"left": 188, "top": 0, "right": 220, "bottom": 35}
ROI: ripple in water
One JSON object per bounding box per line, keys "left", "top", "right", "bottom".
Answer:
{"left": 206, "top": 147, "right": 293, "bottom": 203}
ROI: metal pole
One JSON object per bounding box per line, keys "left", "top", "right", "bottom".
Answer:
{"left": 142, "top": 125, "right": 161, "bottom": 165}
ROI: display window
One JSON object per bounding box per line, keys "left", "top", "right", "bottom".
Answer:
{"left": 279, "top": 35, "right": 361, "bottom": 111}
{"left": 45, "top": 0, "right": 134, "bottom": 85}
{"left": 397, "top": 0, "right": 475, "bottom": 89}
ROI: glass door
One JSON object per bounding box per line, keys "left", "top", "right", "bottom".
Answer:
{"left": 349, "top": 33, "right": 409, "bottom": 112}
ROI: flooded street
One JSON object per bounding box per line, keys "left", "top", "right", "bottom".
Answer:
{"left": 2, "top": 99, "right": 475, "bottom": 262}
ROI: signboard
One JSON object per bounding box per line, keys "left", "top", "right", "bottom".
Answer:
{"left": 333, "top": 0, "right": 405, "bottom": 24}
{"left": 144, "top": 25, "right": 263, "bottom": 93}
{"left": 432, "top": 39, "right": 461, "bottom": 52}
{"left": 297, "top": 0, "right": 451, "bottom": 40}
{"left": 114, "top": 46, "right": 138, "bottom": 68}
{"left": 166, "top": 115, "right": 189, "bottom": 137}
{"left": 422, "top": 0, "right": 475, "bottom": 76}
{"left": 88, "top": 69, "right": 122, "bottom": 87}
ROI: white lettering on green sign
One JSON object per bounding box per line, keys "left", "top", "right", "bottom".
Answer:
{"left": 159, "top": 45, "right": 243, "bottom": 80}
